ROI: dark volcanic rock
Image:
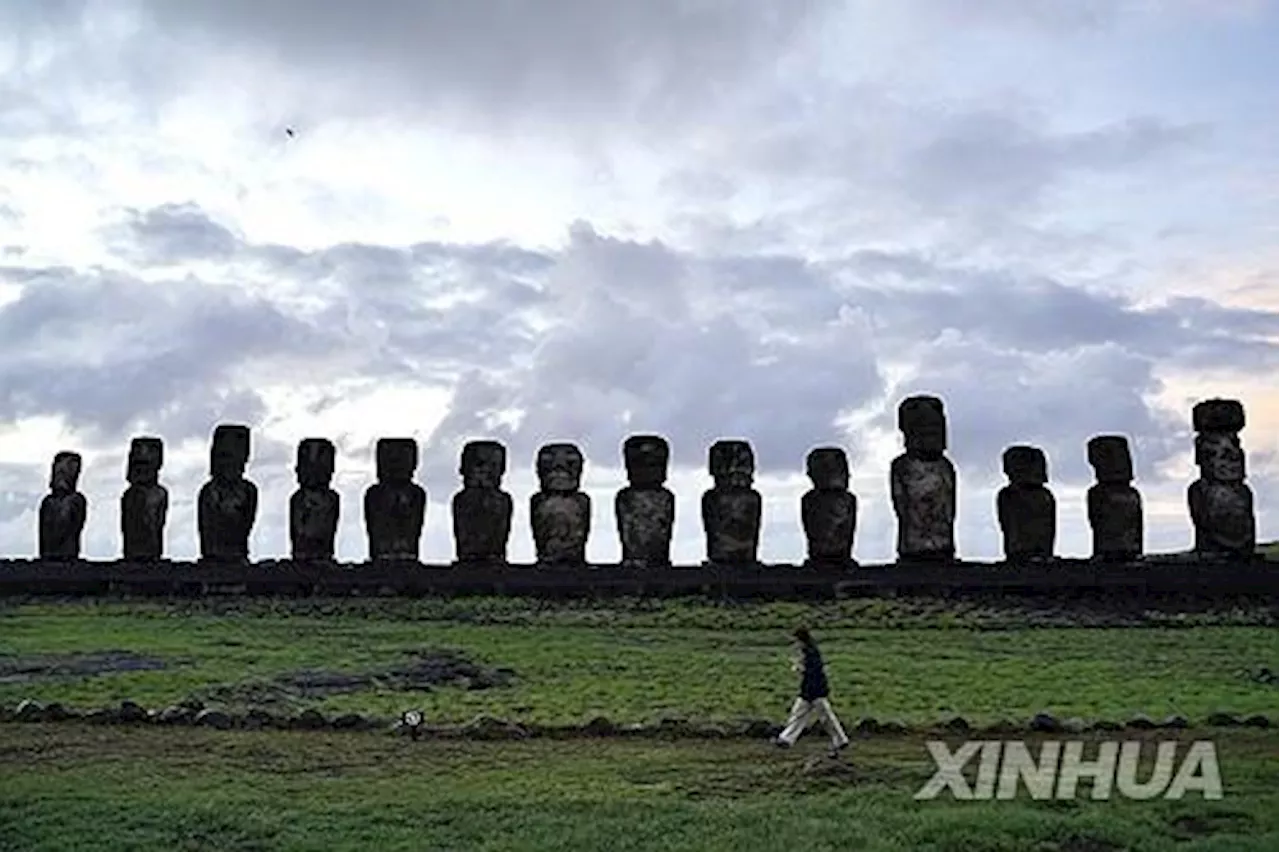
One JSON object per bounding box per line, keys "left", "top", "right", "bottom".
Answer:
{"left": 531, "top": 443, "right": 591, "bottom": 565}
{"left": 194, "top": 708, "right": 234, "bottom": 730}
{"left": 1030, "top": 712, "right": 1061, "bottom": 733}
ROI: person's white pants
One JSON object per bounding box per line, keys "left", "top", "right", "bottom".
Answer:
{"left": 776, "top": 696, "right": 850, "bottom": 748}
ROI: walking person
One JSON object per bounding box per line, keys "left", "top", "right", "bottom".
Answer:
{"left": 774, "top": 627, "right": 851, "bottom": 758}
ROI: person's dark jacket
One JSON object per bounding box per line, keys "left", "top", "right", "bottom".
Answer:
{"left": 799, "top": 643, "right": 830, "bottom": 701}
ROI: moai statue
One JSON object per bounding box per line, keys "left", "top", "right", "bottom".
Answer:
{"left": 38, "top": 451, "right": 87, "bottom": 560}
{"left": 1188, "top": 399, "right": 1256, "bottom": 558}
{"left": 289, "top": 438, "right": 339, "bottom": 561}
{"left": 530, "top": 443, "right": 591, "bottom": 565}
{"left": 997, "top": 445, "right": 1056, "bottom": 562}
{"left": 1086, "top": 435, "right": 1142, "bottom": 562}
{"left": 121, "top": 437, "right": 167, "bottom": 560}
{"left": 452, "top": 440, "right": 513, "bottom": 564}
{"left": 701, "top": 440, "right": 762, "bottom": 565}
{"left": 890, "top": 396, "right": 957, "bottom": 562}
{"left": 364, "top": 438, "right": 426, "bottom": 561}
{"left": 615, "top": 435, "right": 675, "bottom": 568}
{"left": 801, "top": 447, "right": 857, "bottom": 568}
{"left": 197, "top": 424, "right": 257, "bottom": 562}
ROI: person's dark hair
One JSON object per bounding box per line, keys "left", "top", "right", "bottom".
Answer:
{"left": 793, "top": 627, "right": 814, "bottom": 646}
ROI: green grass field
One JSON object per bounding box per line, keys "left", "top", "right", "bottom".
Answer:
{"left": 1, "top": 596, "right": 1276, "bottom": 726}
{"left": 1, "top": 725, "right": 1275, "bottom": 851}
{"left": 2, "top": 590, "right": 1276, "bottom": 851}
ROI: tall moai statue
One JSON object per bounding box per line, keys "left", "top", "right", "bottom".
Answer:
{"left": 121, "top": 437, "right": 167, "bottom": 560}
{"left": 997, "top": 445, "right": 1055, "bottom": 561}
{"left": 39, "top": 451, "right": 87, "bottom": 560}
{"left": 890, "top": 396, "right": 957, "bottom": 562}
{"left": 452, "top": 440, "right": 513, "bottom": 564}
{"left": 290, "top": 438, "right": 339, "bottom": 561}
{"left": 531, "top": 442, "right": 591, "bottom": 565}
{"left": 801, "top": 447, "right": 857, "bottom": 567}
{"left": 197, "top": 425, "right": 257, "bottom": 561}
{"left": 702, "top": 440, "right": 762, "bottom": 565}
{"left": 1188, "top": 399, "right": 1256, "bottom": 558}
{"left": 1086, "top": 435, "right": 1142, "bottom": 561}
{"left": 615, "top": 435, "right": 675, "bottom": 568}
{"left": 364, "top": 438, "right": 426, "bottom": 561}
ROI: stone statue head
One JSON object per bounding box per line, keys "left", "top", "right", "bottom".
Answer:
{"left": 375, "top": 438, "right": 418, "bottom": 485}
{"left": 460, "top": 440, "right": 506, "bottom": 489}
{"left": 898, "top": 395, "right": 947, "bottom": 458}
{"left": 1087, "top": 435, "right": 1133, "bottom": 484}
{"left": 210, "top": 424, "right": 250, "bottom": 481}
{"left": 50, "top": 451, "right": 82, "bottom": 494}
{"left": 296, "top": 438, "right": 336, "bottom": 489}
{"left": 1194, "top": 433, "right": 1246, "bottom": 483}
{"left": 1192, "top": 398, "right": 1246, "bottom": 435}
{"left": 536, "top": 443, "right": 584, "bottom": 493}
{"left": 126, "top": 437, "right": 164, "bottom": 486}
{"left": 623, "top": 435, "right": 670, "bottom": 488}
{"left": 1003, "top": 445, "right": 1048, "bottom": 486}
{"left": 709, "top": 440, "right": 754, "bottom": 488}
{"left": 805, "top": 447, "right": 849, "bottom": 491}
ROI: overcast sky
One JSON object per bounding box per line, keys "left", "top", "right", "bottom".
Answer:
{"left": 0, "top": 0, "right": 1275, "bottom": 564}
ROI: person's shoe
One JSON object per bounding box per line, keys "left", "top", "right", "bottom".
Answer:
{"left": 773, "top": 738, "right": 792, "bottom": 749}
{"left": 827, "top": 741, "right": 850, "bottom": 759}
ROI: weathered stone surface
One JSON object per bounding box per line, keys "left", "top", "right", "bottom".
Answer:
{"left": 292, "top": 708, "right": 327, "bottom": 730}
{"left": 531, "top": 443, "right": 590, "bottom": 565}
{"left": 801, "top": 447, "right": 857, "bottom": 567}
{"left": 1188, "top": 399, "right": 1256, "bottom": 557}
{"left": 452, "top": 440, "right": 513, "bottom": 563}
{"left": 997, "top": 445, "right": 1056, "bottom": 561}
{"left": 615, "top": 435, "right": 675, "bottom": 568}
{"left": 121, "top": 437, "right": 167, "bottom": 560}
{"left": 156, "top": 705, "right": 196, "bottom": 725}
{"left": 702, "top": 440, "right": 762, "bottom": 564}
{"left": 38, "top": 451, "right": 86, "bottom": 560}
{"left": 1086, "top": 435, "right": 1143, "bottom": 561}
{"left": 890, "top": 396, "right": 956, "bottom": 562}
{"left": 118, "top": 700, "right": 149, "bottom": 724}
{"left": 364, "top": 438, "right": 426, "bottom": 561}
{"left": 15, "top": 698, "right": 45, "bottom": 722}
{"left": 243, "top": 708, "right": 279, "bottom": 730}
{"left": 194, "top": 708, "right": 234, "bottom": 730}
{"left": 1029, "top": 712, "right": 1061, "bottom": 733}
{"left": 290, "top": 438, "right": 339, "bottom": 561}
{"left": 197, "top": 425, "right": 257, "bottom": 562}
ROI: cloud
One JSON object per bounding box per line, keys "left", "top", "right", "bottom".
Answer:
{"left": 900, "top": 112, "right": 1204, "bottom": 214}
{"left": 0, "top": 263, "right": 338, "bottom": 444}
{"left": 109, "top": 0, "right": 837, "bottom": 132}
{"left": 6, "top": 203, "right": 1272, "bottom": 504}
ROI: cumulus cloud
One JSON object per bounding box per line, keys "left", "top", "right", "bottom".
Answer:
{"left": 4, "top": 203, "right": 1275, "bottom": 497}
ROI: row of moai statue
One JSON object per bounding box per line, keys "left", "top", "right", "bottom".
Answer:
{"left": 35, "top": 397, "right": 1258, "bottom": 565}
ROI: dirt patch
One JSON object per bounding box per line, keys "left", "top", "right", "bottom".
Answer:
{"left": 189, "top": 648, "right": 516, "bottom": 708}
{"left": 0, "top": 650, "right": 169, "bottom": 683}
